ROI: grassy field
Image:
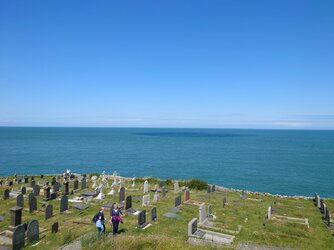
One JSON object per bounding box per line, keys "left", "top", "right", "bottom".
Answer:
{"left": 0, "top": 175, "right": 333, "bottom": 249}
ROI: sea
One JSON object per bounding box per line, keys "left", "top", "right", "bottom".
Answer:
{"left": 0, "top": 127, "right": 333, "bottom": 197}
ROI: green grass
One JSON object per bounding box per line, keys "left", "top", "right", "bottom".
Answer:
{"left": 0, "top": 175, "right": 333, "bottom": 249}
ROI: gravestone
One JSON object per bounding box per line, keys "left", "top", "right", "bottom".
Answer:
{"left": 267, "top": 206, "right": 272, "bottom": 220}
{"left": 151, "top": 207, "right": 157, "bottom": 221}
{"left": 138, "top": 210, "right": 148, "bottom": 228}
{"left": 50, "top": 192, "right": 57, "bottom": 200}
{"left": 143, "top": 180, "right": 149, "bottom": 193}
{"left": 153, "top": 192, "right": 159, "bottom": 202}
{"left": 189, "top": 218, "right": 198, "bottom": 236}
{"left": 126, "top": 196, "right": 132, "bottom": 210}
{"left": 30, "top": 176, "right": 35, "bottom": 181}
{"left": 175, "top": 195, "right": 181, "bottom": 207}
{"left": 73, "top": 179, "right": 79, "bottom": 190}
{"left": 30, "top": 180, "right": 36, "bottom": 188}
{"left": 174, "top": 182, "right": 180, "bottom": 193}
{"left": 207, "top": 185, "right": 212, "bottom": 193}
{"left": 44, "top": 186, "right": 51, "bottom": 200}
{"left": 21, "top": 186, "right": 26, "bottom": 195}
{"left": 142, "top": 194, "right": 150, "bottom": 206}
{"left": 16, "top": 194, "right": 24, "bottom": 207}
{"left": 184, "top": 189, "right": 190, "bottom": 202}
{"left": 53, "top": 182, "right": 60, "bottom": 192}
{"left": 12, "top": 225, "right": 25, "bottom": 250}
{"left": 29, "top": 197, "right": 37, "bottom": 213}
{"left": 317, "top": 195, "right": 321, "bottom": 208}
{"left": 60, "top": 195, "right": 68, "bottom": 212}
{"left": 320, "top": 199, "right": 324, "bottom": 212}
{"left": 212, "top": 185, "right": 216, "bottom": 192}
{"left": 208, "top": 205, "right": 212, "bottom": 218}
{"left": 52, "top": 177, "right": 56, "bottom": 185}
{"left": 24, "top": 176, "right": 28, "bottom": 183}
{"left": 45, "top": 204, "right": 53, "bottom": 220}
{"left": 28, "top": 192, "right": 34, "bottom": 201}
{"left": 10, "top": 206, "right": 23, "bottom": 227}
{"left": 162, "top": 188, "right": 166, "bottom": 198}
{"left": 119, "top": 187, "right": 125, "bottom": 203}
{"left": 199, "top": 203, "right": 206, "bottom": 224}
{"left": 51, "top": 222, "right": 58, "bottom": 233}
{"left": 223, "top": 196, "right": 227, "bottom": 208}
{"left": 33, "top": 185, "right": 40, "bottom": 196}
{"left": 63, "top": 182, "right": 69, "bottom": 195}
{"left": 326, "top": 208, "right": 331, "bottom": 226}
{"left": 81, "top": 178, "right": 87, "bottom": 189}
{"left": 40, "top": 174, "right": 44, "bottom": 179}
{"left": 4, "top": 189, "right": 10, "bottom": 200}
{"left": 159, "top": 181, "right": 165, "bottom": 188}
{"left": 27, "top": 220, "right": 39, "bottom": 244}
{"left": 323, "top": 204, "right": 327, "bottom": 219}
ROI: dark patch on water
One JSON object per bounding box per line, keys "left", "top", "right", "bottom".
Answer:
{"left": 134, "top": 132, "right": 252, "bottom": 138}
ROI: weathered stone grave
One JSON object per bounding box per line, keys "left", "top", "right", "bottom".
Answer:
{"left": 27, "top": 219, "right": 39, "bottom": 244}
{"left": 12, "top": 224, "right": 25, "bottom": 250}
{"left": 29, "top": 196, "right": 37, "bottom": 213}
{"left": 44, "top": 186, "right": 51, "bottom": 200}
{"left": 142, "top": 194, "right": 150, "bottom": 206}
{"left": 119, "top": 187, "right": 125, "bottom": 203}
{"left": 174, "top": 181, "right": 180, "bottom": 193}
{"left": 138, "top": 210, "right": 149, "bottom": 228}
{"left": 45, "top": 204, "right": 53, "bottom": 220}
{"left": 184, "top": 189, "right": 190, "bottom": 202}
{"left": 60, "top": 195, "right": 68, "bottom": 212}
{"left": 21, "top": 186, "right": 26, "bottom": 195}
{"left": 63, "top": 181, "right": 69, "bottom": 195}
{"left": 16, "top": 194, "right": 24, "bottom": 207}
{"left": 51, "top": 222, "right": 58, "bottom": 233}
{"left": 4, "top": 189, "right": 10, "bottom": 200}
{"left": 143, "top": 180, "right": 149, "bottom": 193}
{"left": 10, "top": 206, "right": 23, "bottom": 228}
{"left": 81, "top": 178, "right": 87, "bottom": 189}
{"left": 73, "top": 179, "right": 79, "bottom": 190}
{"left": 33, "top": 185, "right": 40, "bottom": 196}
{"left": 30, "top": 180, "right": 35, "bottom": 188}
{"left": 151, "top": 207, "right": 157, "bottom": 221}
{"left": 153, "top": 192, "right": 159, "bottom": 202}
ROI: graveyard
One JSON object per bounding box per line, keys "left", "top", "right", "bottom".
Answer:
{"left": 0, "top": 173, "right": 333, "bottom": 250}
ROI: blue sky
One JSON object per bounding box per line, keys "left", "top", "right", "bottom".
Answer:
{"left": 0, "top": 0, "right": 333, "bottom": 129}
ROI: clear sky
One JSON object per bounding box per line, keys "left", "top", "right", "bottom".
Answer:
{"left": 0, "top": 0, "right": 333, "bottom": 129}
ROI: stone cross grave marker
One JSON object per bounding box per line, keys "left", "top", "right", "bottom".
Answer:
{"left": 138, "top": 210, "right": 148, "bottom": 228}
{"left": 60, "top": 195, "right": 68, "bottom": 212}
{"left": 4, "top": 189, "right": 9, "bottom": 200}
{"left": 21, "top": 186, "right": 26, "bottom": 195}
{"left": 175, "top": 195, "right": 181, "bottom": 207}
{"left": 12, "top": 225, "right": 25, "bottom": 250}
{"left": 27, "top": 219, "right": 39, "bottom": 244}
{"left": 45, "top": 204, "right": 53, "bottom": 220}
{"left": 143, "top": 180, "right": 149, "bottom": 193}
{"left": 142, "top": 194, "right": 150, "bottom": 206}
{"left": 151, "top": 207, "right": 157, "bottom": 221}
{"left": 29, "top": 197, "right": 37, "bottom": 213}
{"left": 33, "top": 185, "right": 40, "bottom": 196}
{"left": 119, "top": 187, "right": 125, "bottom": 203}
{"left": 51, "top": 222, "right": 58, "bottom": 233}
{"left": 126, "top": 196, "right": 132, "bottom": 210}
{"left": 16, "top": 194, "right": 24, "bottom": 207}
{"left": 10, "top": 206, "right": 23, "bottom": 227}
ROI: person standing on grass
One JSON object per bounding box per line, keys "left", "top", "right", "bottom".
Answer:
{"left": 110, "top": 203, "right": 123, "bottom": 235}
{"left": 95, "top": 207, "right": 105, "bottom": 232}
{"left": 96, "top": 216, "right": 104, "bottom": 237}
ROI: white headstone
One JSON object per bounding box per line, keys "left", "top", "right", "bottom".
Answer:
{"left": 153, "top": 192, "right": 159, "bottom": 202}
{"left": 267, "top": 206, "right": 272, "bottom": 220}
{"left": 199, "top": 203, "right": 206, "bottom": 224}
{"left": 174, "top": 181, "right": 180, "bottom": 194}
{"left": 142, "top": 194, "right": 150, "bottom": 206}
{"left": 143, "top": 180, "right": 149, "bottom": 193}
{"left": 132, "top": 177, "right": 136, "bottom": 187}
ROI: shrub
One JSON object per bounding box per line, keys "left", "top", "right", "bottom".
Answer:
{"left": 186, "top": 179, "right": 208, "bottom": 190}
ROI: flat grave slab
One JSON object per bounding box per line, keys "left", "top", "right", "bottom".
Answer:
{"left": 80, "top": 192, "right": 98, "bottom": 197}
{"left": 0, "top": 216, "right": 4, "bottom": 222}
{"left": 163, "top": 212, "right": 180, "bottom": 218}
{"left": 171, "top": 206, "right": 181, "bottom": 211}
{"left": 197, "top": 195, "right": 209, "bottom": 199}
{"left": 72, "top": 204, "right": 89, "bottom": 210}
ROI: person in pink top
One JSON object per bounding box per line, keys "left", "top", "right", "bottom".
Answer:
{"left": 110, "top": 203, "right": 123, "bottom": 235}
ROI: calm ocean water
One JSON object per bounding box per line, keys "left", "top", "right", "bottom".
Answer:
{"left": 0, "top": 127, "right": 333, "bottom": 197}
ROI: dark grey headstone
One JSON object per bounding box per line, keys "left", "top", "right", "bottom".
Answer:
{"left": 138, "top": 210, "right": 148, "bottom": 228}
{"left": 119, "top": 187, "right": 125, "bottom": 203}
{"left": 21, "top": 186, "right": 26, "bottom": 195}
{"left": 191, "top": 219, "right": 197, "bottom": 234}
{"left": 52, "top": 177, "right": 56, "bottom": 185}
{"left": 4, "top": 189, "right": 10, "bottom": 200}
{"left": 175, "top": 195, "right": 181, "bottom": 207}
{"left": 223, "top": 196, "right": 227, "bottom": 208}
{"left": 44, "top": 187, "right": 51, "bottom": 200}
{"left": 40, "top": 174, "right": 44, "bottom": 179}
{"left": 30, "top": 180, "right": 36, "bottom": 188}
{"left": 29, "top": 197, "right": 37, "bottom": 213}
{"left": 81, "top": 178, "right": 87, "bottom": 189}
{"left": 50, "top": 193, "right": 57, "bottom": 200}
{"left": 151, "top": 207, "right": 157, "bottom": 221}
{"left": 12, "top": 225, "right": 25, "bottom": 250}
{"left": 33, "top": 185, "right": 40, "bottom": 196}
{"left": 73, "top": 179, "right": 79, "bottom": 190}
{"left": 24, "top": 176, "right": 28, "bottom": 184}
{"left": 45, "top": 204, "right": 53, "bottom": 220}
{"left": 10, "top": 206, "right": 23, "bottom": 227}
{"left": 27, "top": 219, "right": 39, "bottom": 244}
{"left": 17, "top": 194, "right": 24, "bottom": 207}
{"left": 51, "top": 222, "right": 58, "bottom": 233}
{"left": 126, "top": 195, "right": 132, "bottom": 210}
{"left": 63, "top": 182, "right": 69, "bottom": 195}
{"left": 207, "top": 185, "right": 212, "bottom": 193}
{"left": 53, "top": 182, "right": 60, "bottom": 192}
{"left": 60, "top": 195, "right": 68, "bottom": 212}
{"left": 28, "top": 192, "right": 34, "bottom": 201}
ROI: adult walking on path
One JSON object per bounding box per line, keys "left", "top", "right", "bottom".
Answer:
{"left": 110, "top": 203, "right": 123, "bottom": 235}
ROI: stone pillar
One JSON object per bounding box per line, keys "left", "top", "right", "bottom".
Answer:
{"left": 10, "top": 206, "right": 23, "bottom": 227}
